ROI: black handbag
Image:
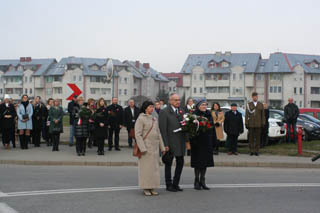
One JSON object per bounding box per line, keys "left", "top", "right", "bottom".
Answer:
{"left": 162, "top": 151, "right": 173, "bottom": 164}
{"left": 214, "top": 122, "right": 220, "bottom": 127}
{"left": 22, "top": 114, "right": 29, "bottom": 120}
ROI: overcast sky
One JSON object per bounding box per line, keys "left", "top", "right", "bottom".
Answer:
{"left": 1, "top": 0, "right": 319, "bottom": 73}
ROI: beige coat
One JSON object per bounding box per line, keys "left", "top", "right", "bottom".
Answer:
{"left": 212, "top": 110, "right": 225, "bottom": 140}
{"left": 135, "top": 113, "right": 165, "bottom": 189}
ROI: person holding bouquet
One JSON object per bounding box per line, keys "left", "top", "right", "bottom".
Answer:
{"left": 190, "top": 99, "right": 215, "bottom": 190}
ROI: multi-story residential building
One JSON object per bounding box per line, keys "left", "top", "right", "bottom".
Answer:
{"left": 0, "top": 57, "right": 57, "bottom": 101}
{"left": 161, "top": 73, "right": 184, "bottom": 98}
{"left": 180, "top": 51, "right": 320, "bottom": 108}
{"left": 0, "top": 57, "right": 169, "bottom": 108}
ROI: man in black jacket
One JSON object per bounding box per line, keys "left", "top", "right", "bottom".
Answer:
{"left": 123, "top": 99, "right": 139, "bottom": 147}
{"left": 106, "top": 97, "right": 124, "bottom": 151}
{"left": 32, "top": 96, "right": 48, "bottom": 147}
{"left": 284, "top": 98, "right": 299, "bottom": 143}
{"left": 261, "top": 103, "right": 269, "bottom": 148}
{"left": 0, "top": 94, "right": 17, "bottom": 149}
{"left": 224, "top": 103, "right": 244, "bottom": 155}
{"left": 67, "top": 95, "right": 79, "bottom": 146}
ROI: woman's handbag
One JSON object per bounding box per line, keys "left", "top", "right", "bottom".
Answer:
{"left": 214, "top": 122, "right": 220, "bottom": 127}
{"left": 162, "top": 151, "right": 173, "bottom": 164}
{"left": 133, "top": 119, "right": 155, "bottom": 158}
{"left": 129, "top": 128, "right": 135, "bottom": 139}
{"left": 22, "top": 114, "right": 29, "bottom": 120}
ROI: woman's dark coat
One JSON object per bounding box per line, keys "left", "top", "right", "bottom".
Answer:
{"left": 75, "top": 106, "right": 91, "bottom": 138}
{"left": 94, "top": 106, "right": 109, "bottom": 139}
{"left": 190, "top": 109, "right": 215, "bottom": 169}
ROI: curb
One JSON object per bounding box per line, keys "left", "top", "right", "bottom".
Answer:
{"left": 0, "top": 160, "right": 319, "bottom": 168}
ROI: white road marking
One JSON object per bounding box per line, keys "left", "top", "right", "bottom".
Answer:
{"left": 1, "top": 183, "right": 320, "bottom": 198}
{"left": 0, "top": 191, "right": 8, "bottom": 197}
{"left": 0, "top": 203, "right": 19, "bottom": 213}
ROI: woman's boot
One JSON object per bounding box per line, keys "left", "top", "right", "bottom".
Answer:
{"left": 194, "top": 169, "right": 201, "bottom": 190}
{"left": 19, "top": 135, "right": 24, "bottom": 149}
{"left": 200, "top": 168, "right": 210, "bottom": 190}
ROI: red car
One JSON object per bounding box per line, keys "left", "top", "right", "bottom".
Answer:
{"left": 299, "top": 108, "right": 320, "bottom": 120}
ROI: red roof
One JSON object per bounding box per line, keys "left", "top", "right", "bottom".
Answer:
{"left": 161, "top": 73, "right": 183, "bottom": 87}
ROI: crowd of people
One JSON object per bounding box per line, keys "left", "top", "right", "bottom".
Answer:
{"left": 0, "top": 91, "right": 300, "bottom": 196}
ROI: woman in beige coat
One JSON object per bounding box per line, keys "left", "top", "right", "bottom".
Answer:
{"left": 135, "top": 101, "right": 166, "bottom": 196}
{"left": 211, "top": 103, "right": 225, "bottom": 155}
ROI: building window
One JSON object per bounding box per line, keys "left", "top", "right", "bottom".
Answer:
{"left": 200, "top": 87, "right": 203, "bottom": 93}
{"left": 29, "top": 76, "right": 32, "bottom": 83}
{"left": 46, "top": 76, "right": 53, "bottom": 83}
{"left": 169, "top": 87, "right": 172, "bottom": 92}
{"left": 270, "top": 87, "right": 273, "bottom": 93}
{"left": 25, "top": 76, "right": 27, "bottom": 82}
{"left": 300, "top": 88, "right": 303, "bottom": 94}
{"left": 193, "top": 75, "right": 197, "bottom": 80}
{"left": 173, "top": 87, "right": 176, "bottom": 92}
{"left": 208, "top": 60, "right": 216, "bottom": 68}
{"left": 206, "top": 87, "right": 217, "bottom": 93}
{"left": 53, "top": 76, "right": 62, "bottom": 82}
{"left": 124, "top": 77, "right": 128, "bottom": 84}
{"left": 73, "top": 76, "right": 77, "bottom": 82}
{"left": 90, "top": 88, "right": 100, "bottom": 94}
{"left": 294, "top": 87, "right": 297, "bottom": 94}
{"left": 29, "top": 88, "right": 32, "bottom": 94}
{"left": 134, "top": 88, "right": 137, "bottom": 95}
{"left": 119, "top": 89, "right": 122, "bottom": 95}
{"left": 5, "top": 88, "right": 13, "bottom": 94}
{"left": 271, "top": 74, "right": 281, "bottom": 80}
{"left": 218, "top": 87, "right": 229, "bottom": 93}
{"left": 278, "top": 87, "right": 282, "bottom": 93}
{"left": 256, "top": 74, "right": 264, "bottom": 81}
{"left": 25, "top": 88, "right": 28, "bottom": 94}
{"left": 193, "top": 87, "right": 197, "bottom": 93}
{"left": 0, "top": 89, "right": 2, "bottom": 94}
{"left": 239, "top": 74, "right": 243, "bottom": 80}
{"left": 311, "top": 87, "right": 320, "bottom": 94}
{"left": 124, "top": 89, "right": 127, "bottom": 95}
{"left": 46, "top": 88, "right": 52, "bottom": 96}
{"left": 199, "top": 75, "right": 203, "bottom": 81}
{"left": 54, "top": 87, "right": 62, "bottom": 94}
{"left": 300, "top": 101, "right": 302, "bottom": 107}
{"left": 79, "top": 76, "right": 82, "bottom": 81}
{"left": 233, "top": 73, "right": 236, "bottom": 80}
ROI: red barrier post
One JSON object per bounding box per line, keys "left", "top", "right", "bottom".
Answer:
{"left": 297, "top": 127, "right": 303, "bottom": 155}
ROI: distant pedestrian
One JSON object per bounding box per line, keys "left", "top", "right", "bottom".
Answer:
{"left": 75, "top": 97, "right": 91, "bottom": 156}
{"left": 135, "top": 100, "right": 166, "bottom": 196}
{"left": 124, "top": 99, "right": 140, "bottom": 147}
{"left": 106, "top": 97, "right": 124, "bottom": 151}
{"left": 245, "top": 92, "right": 265, "bottom": 156}
{"left": 0, "top": 94, "right": 17, "bottom": 149}
{"left": 152, "top": 101, "right": 161, "bottom": 119}
{"left": 87, "top": 98, "right": 96, "bottom": 149}
{"left": 48, "top": 99, "right": 64, "bottom": 151}
{"left": 184, "top": 97, "right": 194, "bottom": 113}
{"left": 67, "top": 95, "right": 79, "bottom": 147}
{"left": 17, "top": 95, "right": 33, "bottom": 149}
{"left": 32, "top": 96, "right": 47, "bottom": 147}
{"left": 45, "top": 98, "right": 54, "bottom": 146}
{"left": 284, "top": 98, "right": 299, "bottom": 143}
{"left": 95, "top": 98, "right": 108, "bottom": 155}
{"left": 211, "top": 103, "right": 224, "bottom": 155}
{"left": 224, "top": 103, "right": 244, "bottom": 155}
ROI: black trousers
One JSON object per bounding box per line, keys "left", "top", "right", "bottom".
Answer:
{"left": 261, "top": 128, "right": 269, "bottom": 147}
{"left": 127, "top": 129, "right": 133, "bottom": 146}
{"left": 51, "top": 133, "right": 60, "bottom": 151}
{"left": 227, "top": 134, "right": 239, "bottom": 153}
{"left": 32, "top": 130, "right": 41, "bottom": 147}
{"left": 2, "top": 128, "right": 12, "bottom": 145}
{"left": 165, "top": 156, "right": 184, "bottom": 187}
{"left": 96, "top": 137, "right": 105, "bottom": 153}
{"left": 76, "top": 137, "right": 87, "bottom": 154}
{"left": 108, "top": 127, "right": 120, "bottom": 149}
{"left": 11, "top": 128, "right": 16, "bottom": 147}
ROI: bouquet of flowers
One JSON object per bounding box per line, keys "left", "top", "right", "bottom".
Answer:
{"left": 174, "top": 112, "right": 212, "bottom": 138}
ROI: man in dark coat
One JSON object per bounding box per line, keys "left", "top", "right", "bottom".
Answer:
{"left": 284, "top": 98, "right": 299, "bottom": 143}
{"left": 32, "top": 96, "right": 47, "bottom": 147}
{"left": 245, "top": 92, "right": 265, "bottom": 156}
{"left": 159, "top": 93, "right": 188, "bottom": 192}
{"left": 67, "top": 95, "right": 79, "bottom": 146}
{"left": 261, "top": 103, "right": 270, "bottom": 148}
{"left": 106, "top": 97, "right": 124, "bottom": 151}
{"left": 224, "top": 103, "right": 244, "bottom": 155}
{"left": 0, "top": 94, "right": 17, "bottom": 149}
{"left": 123, "top": 99, "right": 139, "bottom": 147}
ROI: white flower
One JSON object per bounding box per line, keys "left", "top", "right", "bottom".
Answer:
{"left": 185, "top": 118, "right": 190, "bottom": 121}
{"left": 183, "top": 114, "right": 188, "bottom": 118}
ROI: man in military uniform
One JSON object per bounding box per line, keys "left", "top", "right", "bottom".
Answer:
{"left": 106, "top": 97, "right": 124, "bottom": 151}
{"left": 245, "top": 92, "right": 265, "bottom": 156}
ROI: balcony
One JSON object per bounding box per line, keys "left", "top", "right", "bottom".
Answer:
{"left": 205, "top": 80, "right": 229, "bottom": 87}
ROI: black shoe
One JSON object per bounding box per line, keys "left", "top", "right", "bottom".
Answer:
{"left": 82, "top": 153, "right": 85, "bottom": 156}
{"left": 77, "top": 153, "right": 81, "bottom": 156}
{"left": 255, "top": 152, "right": 259, "bottom": 156}
{"left": 173, "top": 185, "right": 183, "bottom": 192}
{"left": 200, "top": 180, "right": 210, "bottom": 190}
{"left": 108, "top": 148, "right": 112, "bottom": 151}
{"left": 194, "top": 181, "right": 201, "bottom": 190}
{"left": 166, "top": 185, "right": 178, "bottom": 192}
{"left": 250, "top": 152, "right": 254, "bottom": 156}
{"left": 69, "top": 144, "right": 73, "bottom": 147}
{"left": 88, "top": 143, "right": 92, "bottom": 149}
{"left": 115, "top": 148, "right": 121, "bottom": 151}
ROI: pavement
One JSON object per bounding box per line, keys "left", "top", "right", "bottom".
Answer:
{"left": 0, "top": 128, "right": 320, "bottom": 168}
{"left": 1, "top": 166, "right": 320, "bottom": 213}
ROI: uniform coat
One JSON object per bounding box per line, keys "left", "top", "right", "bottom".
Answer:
{"left": 48, "top": 106, "right": 64, "bottom": 134}
{"left": 17, "top": 103, "right": 33, "bottom": 130}
{"left": 245, "top": 101, "right": 266, "bottom": 128}
{"left": 190, "top": 110, "right": 215, "bottom": 169}
{"left": 135, "top": 113, "right": 165, "bottom": 189}
{"left": 159, "top": 106, "right": 187, "bottom": 157}
{"left": 211, "top": 110, "right": 225, "bottom": 140}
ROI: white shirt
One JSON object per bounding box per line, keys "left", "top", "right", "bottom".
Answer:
{"left": 253, "top": 101, "right": 258, "bottom": 107}
{"left": 130, "top": 107, "right": 134, "bottom": 117}
{"left": 171, "top": 106, "right": 178, "bottom": 114}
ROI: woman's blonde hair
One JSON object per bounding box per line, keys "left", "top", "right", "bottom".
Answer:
{"left": 88, "top": 98, "right": 95, "bottom": 105}
{"left": 77, "top": 96, "right": 84, "bottom": 102}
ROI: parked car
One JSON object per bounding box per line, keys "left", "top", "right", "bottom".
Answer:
{"left": 218, "top": 107, "right": 286, "bottom": 142}
{"left": 299, "top": 114, "right": 320, "bottom": 126}
{"left": 269, "top": 109, "right": 320, "bottom": 141}
{"left": 299, "top": 108, "right": 320, "bottom": 120}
